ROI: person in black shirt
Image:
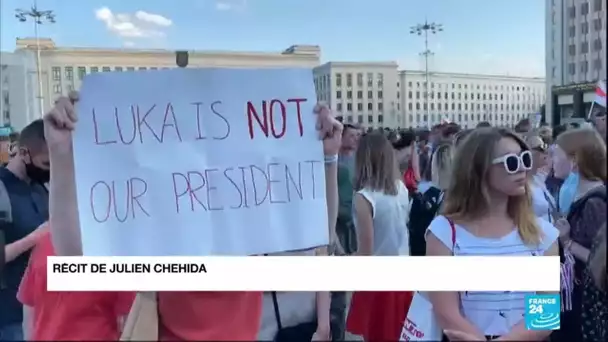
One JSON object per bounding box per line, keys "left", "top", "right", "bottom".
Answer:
{"left": 0, "top": 119, "right": 49, "bottom": 341}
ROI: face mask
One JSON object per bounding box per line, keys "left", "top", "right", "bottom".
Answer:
{"left": 558, "top": 171, "right": 579, "bottom": 215}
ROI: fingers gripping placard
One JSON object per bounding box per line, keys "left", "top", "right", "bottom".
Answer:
{"left": 73, "top": 68, "right": 328, "bottom": 257}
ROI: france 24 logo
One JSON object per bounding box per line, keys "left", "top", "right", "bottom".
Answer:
{"left": 524, "top": 294, "right": 560, "bottom": 330}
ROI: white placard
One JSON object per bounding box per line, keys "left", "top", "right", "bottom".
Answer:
{"left": 73, "top": 68, "right": 328, "bottom": 256}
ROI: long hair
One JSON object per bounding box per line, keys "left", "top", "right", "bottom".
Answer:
{"left": 441, "top": 127, "right": 541, "bottom": 245}
{"left": 354, "top": 132, "right": 400, "bottom": 195}
{"left": 555, "top": 128, "right": 607, "bottom": 182}
{"left": 431, "top": 143, "right": 453, "bottom": 190}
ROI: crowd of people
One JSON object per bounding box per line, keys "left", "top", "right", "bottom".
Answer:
{"left": 0, "top": 89, "right": 606, "bottom": 342}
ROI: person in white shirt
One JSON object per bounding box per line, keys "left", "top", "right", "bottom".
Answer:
{"left": 426, "top": 127, "right": 559, "bottom": 341}
{"left": 524, "top": 134, "right": 558, "bottom": 223}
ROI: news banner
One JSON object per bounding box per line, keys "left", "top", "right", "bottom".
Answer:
{"left": 46, "top": 256, "right": 561, "bottom": 292}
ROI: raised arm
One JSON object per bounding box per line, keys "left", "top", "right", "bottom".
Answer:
{"left": 44, "top": 94, "right": 83, "bottom": 256}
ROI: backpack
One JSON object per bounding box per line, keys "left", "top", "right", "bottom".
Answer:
{"left": 408, "top": 186, "right": 443, "bottom": 256}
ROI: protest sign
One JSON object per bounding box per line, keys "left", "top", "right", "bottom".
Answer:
{"left": 73, "top": 68, "right": 328, "bottom": 256}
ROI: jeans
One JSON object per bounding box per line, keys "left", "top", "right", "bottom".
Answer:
{"left": 0, "top": 323, "right": 23, "bottom": 341}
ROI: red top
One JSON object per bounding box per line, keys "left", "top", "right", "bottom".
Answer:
{"left": 158, "top": 291, "right": 263, "bottom": 341}
{"left": 18, "top": 232, "right": 135, "bottom": 341}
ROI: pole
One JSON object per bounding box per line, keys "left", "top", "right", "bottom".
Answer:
{"left": 424, "top": 28, "right": 430, "bottom": 129}
{"left": 34, "top": 18, "right": 44, "bottom": 117}
{"left": 587, "top": 102, "right": 595, "bottom": 120}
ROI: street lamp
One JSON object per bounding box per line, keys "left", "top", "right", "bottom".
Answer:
{"left": 15, "top": 1, "right": 55, "bottom": 117}
{"left": 410, "top": 21, "right": 443, "bottom": 128}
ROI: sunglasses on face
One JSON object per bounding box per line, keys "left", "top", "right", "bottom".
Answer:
{"left": 492, "top": 150, "right": 533, "bottom": 174}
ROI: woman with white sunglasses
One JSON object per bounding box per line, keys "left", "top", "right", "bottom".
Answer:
{"left": 425, "top": 128, "right": 559, "bottom": 341}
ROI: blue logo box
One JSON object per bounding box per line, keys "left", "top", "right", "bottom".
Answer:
{"left": 524, "top": 294, "right": 560, "bottom": 330}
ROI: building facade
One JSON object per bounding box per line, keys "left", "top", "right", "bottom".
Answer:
{"left": 4, "top": 38, "right": 321, "bottom": 131}
{"left": 400, "top": 71, "right": 546, "bottom": 129}
{"left": 1, "top": 51, "right": 39, "bottom": 131}
{"left": 314, "top": 62, "right": 545, "bottom": 129}
{"left": 313, "top": 62, "right": 401, "bottom": 128}
{"left": 546, "top": 0, "right": 606, "bottom": 125}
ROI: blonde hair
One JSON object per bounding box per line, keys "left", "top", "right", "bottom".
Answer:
{"left": 354, "top": 132, "right": 400, "bottom": 195}
{"left": 556, "top": 128, "right": 606, "bottom": 182}
{"left": 431, "top": 143, "right": 453, "bottom": 190}
{"left": 589, "top": 224, "right": 606, "bottom": 291}
{"left": 441, "top": 127, "right": 541, "bottom": 245}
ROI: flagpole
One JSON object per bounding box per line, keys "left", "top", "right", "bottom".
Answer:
{"left": 587, "top": 102, "right": 595, "bottom": 120}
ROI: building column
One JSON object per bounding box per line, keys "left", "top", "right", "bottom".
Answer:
{"left": 573, "top": 91, "right": 584, "bottom": 118}
{"left": 551, "top": 92, "right": 560, "bottom": 126}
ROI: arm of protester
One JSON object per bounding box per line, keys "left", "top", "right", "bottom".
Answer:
{"left": 426, "top": 228, "right": 485, "bottom": 339}
{"left": 354, "top": 193, "right": 373, "bottom": 256}
{"left": 18, "top": 237, "right": 40, "bottom": 341}
{"left": 494, "top": 241, "right": 559, "bottom": 341}
{"left": 4, "top": 230, "right": 42, "bottom": 263}
{"left": 411, "top": 145, "right": 421, "bottom": 181}
{"left": 44, "top": 93, "right": 83, "bottom": 256}
{"left": 315, "top": 102, "right": 342, "bottom": 252}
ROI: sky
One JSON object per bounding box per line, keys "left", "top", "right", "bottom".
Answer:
{"left": 1, "top": 0, "right": 546, "bottom": 77}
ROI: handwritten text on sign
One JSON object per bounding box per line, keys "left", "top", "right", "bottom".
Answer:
{"left": 73, "top": 68, "right": 328, "bottom": 256}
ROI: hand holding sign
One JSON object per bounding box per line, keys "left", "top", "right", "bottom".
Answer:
{"left": 314, "top": 103, "right": 342, "bottom": 156}
{"left": 44, "top": 91, "right": 79, "bottom": 154}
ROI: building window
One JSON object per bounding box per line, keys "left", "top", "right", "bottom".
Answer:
{"left": 378, "top": 115, "right": 383, "bottom": 123}
{"left": 336, "top": 103, "right": 342, "bottom": 111}
{"left": 367, "top": 103, "right": 373, "bottom": 110}
{"left": 593, "top": 58, "right": 602, "bottom": 70}
{"left": 346, "top": 74, "right": 352, "bottom": 87}
{"left": 569, "top": 26, "right": 576, "bottom": 37}
{"left": 336, "top": 74, "right": 342, "bottom": 87}
{"left": 127, "top": 67, "right": 135, "bottom": 71}
{"left": 367, "top": 91, "right": 373, "bottom": 99}
{"left": 408, "top": 103, "right": 413, "bottom": 110}
{"left": 77, "top": 67, "right": 86, "bottom": 80}
{"left": 346, "top": 103, "right": 353, "bottom": 111}
{"left": 378, "top": 103, "right": 383, "bottom": 111}
{"left": 116, "top": 67, "right": 123, "bottom": 72}
{"left": 377, "top": 73, "right": 383, "bottom": 87}
{"left": 377, "top": 91, "right": 383, "bottom": 99}
{"left": 593, "top": 38, "right": 603, "bottom": 51}
{"left": 53, "top": 84, "right": 62, "bottom": 94}
{"left": 581, "top": 22, "right": 589, "bottom": 34}
{"left": 90, "top": 67, "right": 99, "bottom": 73}
{"left": 357, "top": 103, "right": 363, "bottom": 111}
{"left": 568, "top": 63, "right": 576, "bottom": 75}
{"left": 357, "top": 115, "right": 363, "bottom": 124}
{"left": 336, "top": 91, "right": 342, "bottom": 99}
{"left": 139, "top": 67, "right": 147, "bottom": 71}
{"left": 357, "top": 73, "right": 363, "bottom": 87}
{"left": 568, "top": 44, "right": 576, "bottom": 56}
{"left": 357, "top": 91, "right": 363, "bottom": 99}
{"left": 347, "top": 91, "right": 352, "bottom": 99}
{"left": 581, "top": 41, "right": 589, "bottom": 53}
{"left": 368, "top": 115, "right": 373, "bottom": 124}
{"left": 594, "top": 0, "right": 603, "bottom": 11}
{"left": 64, "top": 67, "right": 73, "bottom": 81}
{"left": 367, "top": 73, "right": 373, "bottom": 87}
{"left": 594, "top": 18, "right": 602, "bottom": 31}
{"left": 581, "top": 1, "right": 589, "bottom": 14}
{"left": 52, "top": 67, "right": 61, "bottom": 81}
{"left": 568, "top": 6, "right": 576, "bottom": 18}
{"left": 102, "top": 67, "right": 111, "bottom": 72}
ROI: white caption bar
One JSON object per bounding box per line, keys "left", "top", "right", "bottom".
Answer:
{"left": 47, "top": 256, "right": 560, "bottom": 292}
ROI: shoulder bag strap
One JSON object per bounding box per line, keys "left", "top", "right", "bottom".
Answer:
{"left": 271, "top": 291, "right": 283, "bottom": 331}
{"left": 446, "top": 217, "right": 457, "bottom": 255}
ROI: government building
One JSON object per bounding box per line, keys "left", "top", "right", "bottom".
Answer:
{"left": 1, "top": 38, "right": 320, "bottom": 131}
{"left": 313, "top": 62, "right": 546, "bottom": 129}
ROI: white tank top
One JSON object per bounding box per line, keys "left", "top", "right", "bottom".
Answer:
{"left": 355, "top": 181, "right": 411, "bottom": 256}
{"left": 426, "top": 215, "right": 558, "bottom": 336}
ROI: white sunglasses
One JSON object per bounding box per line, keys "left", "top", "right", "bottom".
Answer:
{"left": 492, "top": 150, "right": 533, "bottom": 174}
